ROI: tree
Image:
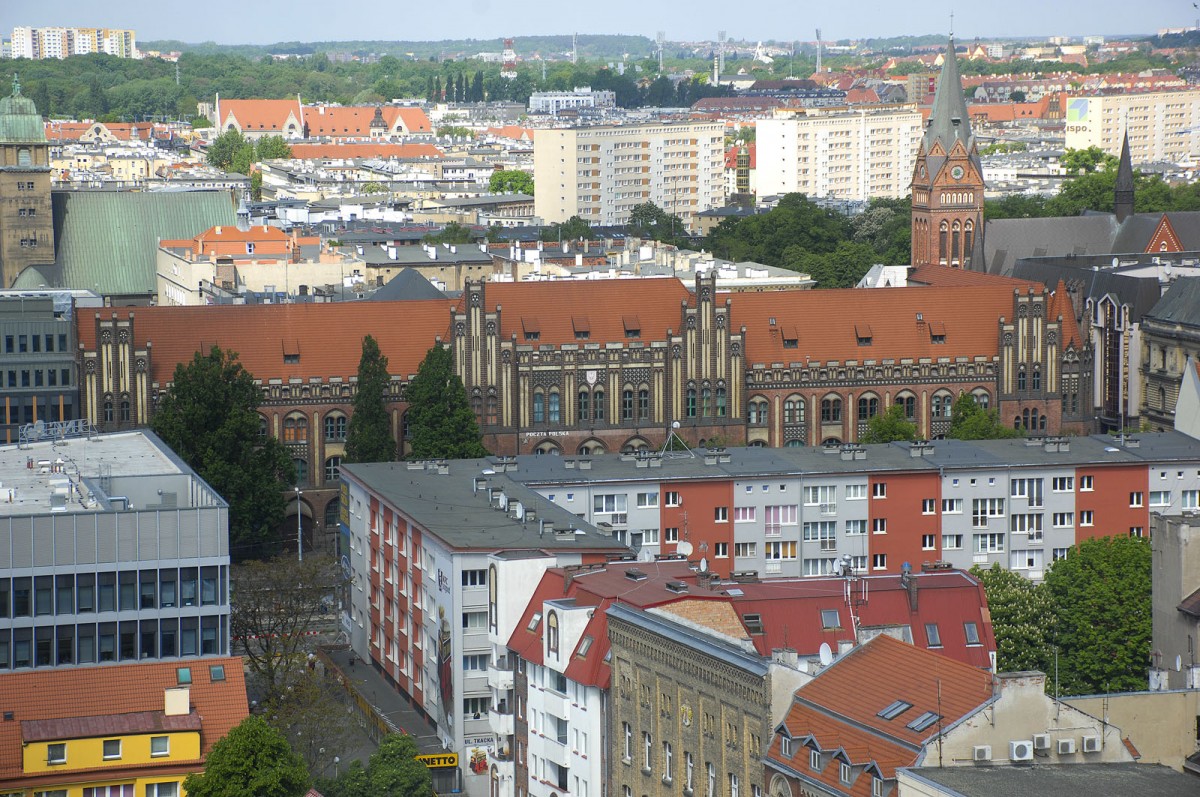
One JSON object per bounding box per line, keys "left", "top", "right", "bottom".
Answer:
{"left": 1043, "top": 536, "right": 1152, "bottom": 695}
{"left": 207, "top": 128, "right": 251, "bottom": 171}
{"left": 1009, "top": 90, "right": 1026, "bottom": 103}
{"left": 264, "top": 670, "right": 358, "bottom": 778}
{"left": 320, "top": 734, "right": 431, "bottom": 797}
{"left": 232, "top": 554, "right": 344, "bottom": 698}
{"left": 250, "top": 170, "right": 264, "bottom": 201}
{"left": 345, "top": 335, "right": 396, "bottom": 464}
{"left": 423, "top": 222, "right": 475, "bottom": 245}
{"left": 947, "top": 394, "right": 1020, "bottom": 440}
{"left": 489, "top": 168, "right": 534, "bottom": 195}
{"left": 971, "top": 564, "right": 1054, "bottom": 673}
{"left": 1061, "top": 146, "right": 1118, "bottom": 175}
{"left": 182, "top": 715, "right": 310, "bottom": 797}
{"left": 404, "top": 345, "right": 488, "bottom": 459}
{"left": 361, "top": 181, "right": 388, "bottom": 194}
{"left": 255, "top": 134, "right": 293, "bottom": 161}
{"left": 152, "top": 347, "right": 295, "bottom": 558}
{"left": 860, "top": 404, "right": 917, "bottom": 444}
{"left": 628, "top": 201, "right": 689, "bottom": 247}
{"left": 541, "top": 215, "right": 592, "bottom": 242}
{"left": 784, "top": 240, "right": 878, "bottom": 288}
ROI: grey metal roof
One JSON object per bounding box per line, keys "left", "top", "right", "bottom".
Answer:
{"left": 0, "top": 78, "right": 46, "bottom": 145}
{"left": 924, "top": 40, "right": 976, "bottom": 158}
{"left": 985, "top": 216, "right": 1119, "bottom": 275}
{"left": 1146, "top": 276, "right": 1200, "bottom": 327}
{"left": 899, "top": 764, "right": 1197, "bottom": 797}
{"left": 370, "top": 268, "right": 447, "bottom": 301}
{"left": 12, "top": 191, "right": 236, "bottom": 296}
{"left": 1009, "top": 255, "right": 1176, "bottom": 323}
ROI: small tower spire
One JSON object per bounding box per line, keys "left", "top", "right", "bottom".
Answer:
{"left": 11, "top": 73, "right": 19, "bottom": 97}
{"left": 1114, "top": 132, "right": 1135, "bottom": 223}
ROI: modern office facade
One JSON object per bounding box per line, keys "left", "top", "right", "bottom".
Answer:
{"left": 533, "top": 122, "right": 726, "bottom": 231}
{"left": 0, "top": 429, "right": 231, "bottom": 670}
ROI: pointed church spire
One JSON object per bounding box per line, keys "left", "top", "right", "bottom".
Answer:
{"left": 1114, "top": 132, "right": 1134, "bottom": 223}
{"left": 924, "top": 38, "right": 975, "bottom": 155}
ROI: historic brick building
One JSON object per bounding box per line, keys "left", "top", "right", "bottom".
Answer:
{"left": 0, "top": 77, "right": 55, "bottom": 289}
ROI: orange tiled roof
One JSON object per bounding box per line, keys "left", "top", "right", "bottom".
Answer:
{"left": 0, "top": 657, "right": 247, "bottom": 784}
{"left": 161, "top": 225, "right": 296, "bottom": 258}
{"left": 289, "top": 143, "right": 443, "bottom": 160}
{"left": 76, "top": 301, "right": 455, "bottom": 385}
{"left": 727, "top": 285, "right": 1032, "bottom": 363}
{"left": 486, "top": 125, "right": 535, "bottom": 141}
{"left": 219, "top": 99, "right": 303, "bottom": 133}
{"left": 391, "top": 107, "right": 432, "bottom": 134}
{"left": 908, "top": 265, "right": 1040, "bottom": 289}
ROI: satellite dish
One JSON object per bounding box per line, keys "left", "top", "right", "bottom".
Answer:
{"left": 677, "top": 540, "right": 694, "bottom": 557}
{"left": 699, "top": 556, "right": 708, "bottom": 573}
{"left": 672, "top": 420, "right": 681, "bottom": 429}
{"left": 819, "top": 642, "right": 833, "bottom": 666}
{"left": 1176, "top": 655, "right": 1183, "bottom": 672}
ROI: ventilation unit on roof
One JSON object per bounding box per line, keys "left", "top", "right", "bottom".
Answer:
{"left": 665, "top": 581, "right": 689, "bottom": 594}
{"left": 742, "top": 613, "right": 764, "bottom": 634}
{"left": 1009, "top": 740, "right": 1033, "bottom": 763}
{"left": 1057, "top": 738, "right": 1076, "bottom": 755}
{"left": 973, "top": 745, "right": 992, "bottom": 762}
{"left": 624, "top": 568, "right": 648, "bottom": 581}
{"left": 1032, "top": 734, "right": 1050, "bottom": 751}
{"left": 1082, "top": 735, "right": 1101, "bottom": 753}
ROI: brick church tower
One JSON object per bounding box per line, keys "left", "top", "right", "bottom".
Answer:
{"left": 910, "top": 39, "right": 984, "bottom": 269}
{"left": 0, "top": 75, "right": 55, "bottom": 289}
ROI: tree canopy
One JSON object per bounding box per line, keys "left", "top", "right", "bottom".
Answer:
{"left": 422, "top": 222, "right": 476, "bottom": 245}
{"left": 489, "top": 169, "right": 534, "bottom": 195}
{"left": 971, "top": 563, "right": 1054, "bottom": 674}
{"left": 627, "top": 201, "right": 691, "bottom": 247}
{"left": 860, "top": 404, "right": 918, "bottom": 444}
{"left": 404, "top": 345, "right": 488, "bottom": 460}
{"left": 182, "top": 715, "right": 310, "bottom": 797}
{"left": 207, "top": 130, "right": 292, "bottom": 174}
{"left": 151, "top": 347, "right": 294, "bottom": 558}
{"left": 541, "top": 215, "right": 593, "bottom": 242}
{"left": 947, "top": 394, "right": 1021, "bottom": 440}
{"left": 318, "top": 733, "right": 431, "bottom": 797}
{"left": 345, "top": 335, "right": 396, "bottom": 464}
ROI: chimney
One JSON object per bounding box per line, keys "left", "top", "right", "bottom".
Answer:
{"left": 164, "top": 686, "right": 190, "bottom": 716}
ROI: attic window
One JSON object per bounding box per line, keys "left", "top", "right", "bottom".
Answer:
{"left": 577, "top": 635, "right": 594, "bottom": 657}
{"left": 572, "top": 316, "right": 591, "bottom": 340}
{"left": 820, "top": 609, "right": 840, "bottom": 629}
{"left": 283, "top": 340, "right": 300, "bottom": 364}
{"left": 522, "top": 317, "right": 540, "bottom": 341}
{"left": 624, "top": 568, "right": 647, "bottom": 581}
{"left": 527, "top": 612, "right": 542, "bottom": 631}
{"left": 623, "top": 315, "right": 641, "bottom": 338}
{"left": 877, "top": 700, "right": 912, "bottom": 720}
{"left": 855, "top": 324, "right": 873, "bottom": 346}
{"left": 906, "top": 711, "right": 941, "bottom": 732}
{"left": 743, "top": 613, "right": 764, "bottom": 634}
{"left": 176, "top": 667, "right": 192, "bottom": 685}
{"left": 929, "top": 321, "right": 946, "bottom": 344}
{"left": 782, "top": 325, "right": 799, "bottom": 349}
{"left": 284, "top": 354, "right": 300, "bottom": 364}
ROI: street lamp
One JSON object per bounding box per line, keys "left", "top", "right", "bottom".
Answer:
{"left": 294, "top": 486, "right": 303, "bottom": 561}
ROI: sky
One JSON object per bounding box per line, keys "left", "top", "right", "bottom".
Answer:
{"left": 7, "top": 0, "right": 1197, "bottom": 46}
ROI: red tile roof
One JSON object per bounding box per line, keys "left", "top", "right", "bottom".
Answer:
{"left": 724, "top": 142, "right": 756, "bottom": 170}
{"left": 23, "top": 709, "right": 203, "bottom": 742}
{"left": 76, "top": 301, "right": 455, "bottom": 385}
{"left": 219, "top": 99, "right": 303, "bottom": 133}
{"left": 0, "top": 657, "right": 247, "bottom": 785}
{"left": 486, "top": 126, "right": 535, "bottom": 141}
{"left": 303, "top": 106, "right": 431, "bottom": 137}
{"left": 728, "top": 285, "right": 1030, "bottom": 363}
{"left": 907, "top": 265, "right": 1039, "bottom": 289}
{"left": 289, "top": 143, "right": 443, "bottom": 160}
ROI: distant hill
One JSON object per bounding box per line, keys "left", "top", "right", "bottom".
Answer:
{"left": 140, "top": 34, "right": 655, "bottom": 61}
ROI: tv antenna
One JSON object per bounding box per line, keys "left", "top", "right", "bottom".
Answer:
{"left": 656, "top": 31, "right": 665, "bottom": 72}
{"left": 717, "top": 30, "right": 727, "bottom": 76}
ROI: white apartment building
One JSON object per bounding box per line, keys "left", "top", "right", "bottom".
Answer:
{"left": 10, "top": 27, "right": 136, "bottom": 59}
{"left": 755, "top": 105, "right": 923, "bottom": 201}
{"left": 1064, "top": 89, "right": 1200, "bottom": 164}
{"left": 533, "top": 122, "right": 726, "bottom": 232}
{"left": 528, "top": 88, "right": 616, "bottom": 115}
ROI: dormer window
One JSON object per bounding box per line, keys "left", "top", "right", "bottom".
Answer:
{"left": 782, "top": 325, "right": 798, "bottom": 349}
{"left": 623, "top": 315, "right": 641, "bottom": 338}
{"left": 572, "top": 316, "right": 590, "bottom": 340}
{"left": 855, "top": 323, "right": 873, "bottom": 346}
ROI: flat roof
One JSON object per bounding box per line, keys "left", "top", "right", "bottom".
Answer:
{"left": 339, "top": 460, "right": 627, "bottom": 553}
{"left": 899, "top": 763, "right": 1197, "bottom": 796}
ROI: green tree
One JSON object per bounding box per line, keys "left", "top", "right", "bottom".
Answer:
{"left": 264, "top": 669, "right": 357, "bottom": 778}
{"left": 255, "top": 134, "right": 293, "bottom": 160}
{"left": 947, "top": 394, "right": 1020, "bottom": 440}
{"left": 541, "top": 215, "right": 592, "bottom": 242}
{"left": 206, "top": 128, "right": 250, "bottom": 170}
{"left": 971, "top": 563, "right": 1054, "bottom": 673}
{"left": 1061, "top": 146, "right": 1118, "bottom": 175}
{"left": 860, "top": 404, "right": 918, "bottom": 444}
{"left": 628, "top": 201, "right": 689, "bottom": 247}
{"left": 784, "top": 240, "right": 878, "bottom": 288}
{"left": 1009, "top": 90, "right": 1026, "bottom": 103}
{"left": 319, "top": 734, "right": 430, "bottom": 797}
{"left": 182, "top": 715, "right": 310, "bottom": 797}
{"left": 361, "top": 181, "right": 388, "bottom": 194}
{"left": 250, "top": 170, "right": 264, "bottom": 201}
{"left": 404, "top": 345, "right": 488, "bottom": 459}
{"left": 151, "top": 347, "right": 295, "bottom": 558}
{"left": 423, "top": 221, "right": 476, "bottom": 245}
{"left": 1043, "top": 536, "right": 1152, "bottom": 695}
{"left": 345, "top": 335, "right": 396, "bottom": 464}
{"left": 985, "top": 193, "right": 1050, "bottom": 220}
{"left": 488, "top": 169, "right": 534, "bottom": 195}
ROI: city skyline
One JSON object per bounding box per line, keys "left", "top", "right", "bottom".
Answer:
{"left": 9, "top": 0, "right": 1198, "bottom": 48}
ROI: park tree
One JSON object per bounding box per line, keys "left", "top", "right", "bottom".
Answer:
{"left": 971, "top": 564, "right": 1054, "bottom": 674}
{"left": 231, "top": 554, "right": 344, "bottom": 698}
{"left": 860, "top": 404, "right": 918, "bottom": 444}
{"left": 345, "top": 335, "right": 396, "bottom": 464}
{"left": 784, "top": 240, "right": 878, "bottom": 288}
{"left": 206, "top": 128, "right": 252, "bottom": 171}
{"left": 541, "top": 215, "right": 593, "bottom": 242}
{"left": 404, "top": 345, "right": 488, "bottom": 459}
{"left": 182, "top": 715, "right": 310, "bottom": 797}
{"left": 255, "top": 134, "right": 293, "bottom": 161}
{"left": 489, "top": 169, "right": 534, "bottom": 195}
{"left": 947, "top": 394, "right": 1020, "bottom": 440}
{"left": 1043, "top": 536, "right": 1152, "bottom": 695}
{"left": 423, "top": 222, "right": 475, "bottom": 245}
{"left": 319, "top": 734, "right": 431, "bottom": 797}
{"left": 151, "top": 347, "right": 294, "bottom": 558}
{"left": 264, "top": 668, "right": 358, "bottom": 779}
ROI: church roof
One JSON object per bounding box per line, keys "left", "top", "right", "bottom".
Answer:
{"left": 923, "top": 39, "right": 975, "bottom": 157}
{"left": 370, "top": 267, "right": 448, "bottom": 301}
{"left": 0, "top": 76, "right": 46, "bottom": 144}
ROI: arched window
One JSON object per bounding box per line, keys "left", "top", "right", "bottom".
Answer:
{"left": 1039, "top": 412, "right": 1047, "bottom": 431}
{"left": 324, "top": 413, "right": 347, "bottom": 441}
{"left": 324, "top": 497, "right": 340, "bottom": 528}
{"left": 896, "top": 394, "right": 916, "bottom": 420}
{"left": 932, "top": 393, "right": 953, "bottom": 418}
{"left": 578, "top": 440, "right": 605, "bottom": 456}
{"left": 821, "top": 397, "right": 842, "bottom": 423}
{"left": 283, "top": 414, "right": 308, "bottom": 444}
{"left": 471, "top": 394, "right": 483, "bottom": 417}
{"left": 622, "top": 389, "right": 634, "bottom": 421}
{"left": 593, "top": 390, "right": 605, "bottom": 421}
{"left": 294, "top": 458, "right": 309, "bottom": 485}
{"left": 748, "top": 398, "right": 768, "bottom": 425}
{"left": 638, "top": 387, "right": 650, "bottom": 420}
{"left": 548, "top": 391, "right": 560, "bottom": 424}
{"left": 120, "top": 400, "right": 131, "bottom": 423}
{"left": 1032, "top": 366, "right": 1041, "bottom": 391}
{"left": 1160, "top": 386, "right": 1167, "bottom": 409}
{"left": 716, "top": 387, "right": 726, "bottom": 417}
{"left": 784, "top": 396, "right": 805, "bottom": 424}
{"left": 938, "top": 221, "right": 948, "bottom": 263}
{"left": 963, "top": 219, "right": 974, "bottom": 262}
{"left": 401, "top": 411, "right": 412, "bottom": 439}
{"left": 534, "top": 441, "right": 561, "bottom": 456}
{"left": 547, "top": 611, "right": 559, "bottom": 655}
{"left": 324, "top": 456, "right": 342, "bottom": 483}
{"left": 1022, "top": 409, "right": 1031, "bottom": 430}
{"left": 973, "top": 390, "right": 990, "bottom": 410}
{"left": 258, "top": 414, "right": 269, "bottom": 437}
{"left": 857, "top": 395, "right": 879, "bottom": 420}
{"left": 785, "top": 439, "right": 803, "bottom": 448}
{"left": 686, "top": 387, "right": 697, "bottom": 418}
{"left": 951, "top": 220, "right": 961, "bottom": 263}
{"left": 533, "top": 391, "right": 545, "bottom": 424}
{"left": 578, "top": 390, "right": 590, "bottom": 421}
{"left": 487, "top": 394, "right": 497, "bottom": 422}
{"left": 701, "top": 387, "right": 712, "bottom": 417}
{"left": 1017, "top": 368, "right": 1027, "bottom": 391}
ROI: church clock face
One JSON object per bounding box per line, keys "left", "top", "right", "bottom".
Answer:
{"left": 951, "top": 165, "right": 965, "bottom": 180}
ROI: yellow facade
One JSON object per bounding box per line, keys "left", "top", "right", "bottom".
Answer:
{"left": 20, "top": 729, "right": 200, "bottom": 796}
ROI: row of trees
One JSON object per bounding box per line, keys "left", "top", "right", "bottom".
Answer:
{"left": 860, "top": 394, "right": 1020, "bottom": 444}
{"left": 973, "top": 534, "right": 1152, "bottom": 695}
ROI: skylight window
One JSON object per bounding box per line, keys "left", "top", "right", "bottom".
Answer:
{"left": 877, "top": 700, "right": 912, "bottom": 720}
{"left": 906, "top": 712, "right": 941, "bottom": 732}
{"left": 527, "top": 612, "right": 542, "bottom": 631}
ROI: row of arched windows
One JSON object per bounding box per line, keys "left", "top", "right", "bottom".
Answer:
{"left": 938, "top": 219, "right": 975, "bottom": 265}
{"left": 292, "top": 455, "right": 342, "bottom": 486}
{"left": 685, "top": 386, "right": 727, "bottom": 418}
{"left": 746, "top": 390, "right": 991, "bottom": 426}
{"left": 532, "top": 436, "right": 652, "bottom": 457}
{"left": 278, "top": 411, "right": 350, "bottom": 444}
{"left": 1016, "top": 365, "right": 1042, "bottom": 392}
{"left": 939, "top": 191, "right": 975, "bottom": 205}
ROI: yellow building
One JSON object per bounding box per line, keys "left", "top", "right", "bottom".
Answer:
{"left": 0, "top": 657, "right": 247, "bottom": 796}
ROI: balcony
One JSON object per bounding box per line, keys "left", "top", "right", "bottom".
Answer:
{"left": 488, "top": 657, "right": 515, "bottom": 692}
{"left": 541, "top": 688, "right": 568, "bottom": 717}
{"left": 489, "top": 704, "right": 514, "bottom": 736}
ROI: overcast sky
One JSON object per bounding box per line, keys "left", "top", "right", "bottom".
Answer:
{"left": 7, "top": 0, "right": 1195, "bottom": 45}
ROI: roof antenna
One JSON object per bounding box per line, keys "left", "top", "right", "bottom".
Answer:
{"left": 949, "top": 7, "right": 955, "bottom": 38}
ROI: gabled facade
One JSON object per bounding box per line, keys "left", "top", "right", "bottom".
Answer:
{"left": 910, "top": 39, "right": 985, "bottom": 270}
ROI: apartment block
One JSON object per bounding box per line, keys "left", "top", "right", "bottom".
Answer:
{"left": 533, "top": 122, "right": 726, "bottom": 231}
{"left": 10, "top": 26, "right": 137, "bottom": 59}
{"left": 756, "top": 105, "right": 923, "bottom": 201}
{"left": 1064, "top": 89, "right": 1200, "bottom": 164}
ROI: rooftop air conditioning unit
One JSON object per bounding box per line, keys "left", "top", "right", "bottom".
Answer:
{"left": 973, "top": 745, "right": 992, "bottom": 762}
{"left": 1082, "top": 735, "right": 1101, "bottom": 753}
{"left": 1009, "top": 740, "right": 1034, "bottom": 762}
{"left": 1032, "top": 733, "right": 1051, "bottom": 751}
{"left": 1057, "top": 738, "right": 1076, "bottom": 755}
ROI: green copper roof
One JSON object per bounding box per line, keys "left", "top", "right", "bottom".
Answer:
{"left": 0, "top": 74, "right": 46, "bottom": 144}
{"left": 12, "top": 191, "right": 236, "bottom": 296}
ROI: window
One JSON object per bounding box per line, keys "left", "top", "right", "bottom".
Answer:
{"left": 463, "top": 654, "right": 489, "bottom": 671}
{"left": 47, "top": 743, "right": 66, "bottom": 764}
{"left": 1150, "top": 491, "right": 1171, "bottom": 507}
{"left": 324, "top": 456, "right": 341, "bottom": 482}
{"left": 714, "top": 542, "right": 729, "bottom": 558}
{"left": 686, "top": 387, "right": 697, "bottom": 417}
{"left": 734, "top": 506, "right": 756, "bottom": 522}
{"left": 1079, "top": 510, "right": 1094, "bottom": 527}
{"left": 971, "top": 498, "right": 1005, "bottom": 527}
{"left": 748, "top": 398, "right": 769, "bottom": 425}
{"left": 810, "top": 748, "right": 822, "bottom": 770}
{"left": 872, "top": 518, "right": 887, "bottom": 534}
{"left": 462, "top": 569, "right": 487, "bottom": 587}
{"left": 714, "top": 506, "right": 728, "bottom": 522}
{"left": 1130, "top": 492, "right": 1144, "bottom": 508}
{"left": 804, "top": 485, "right": 836, "bottom": 506}
{"left": 974, "top": 533, "right": 1005, "bottom": 553}
{"left": 637, "top": 492, "right": 659, "bottom": 508}
{"left": 686, "top": 752, "right": 695, "bottom": 789}
{"left": 665, "top": 527, "right": 679, "bottom": 542}
{"left": 921, "top": 498, "right": 936, "bottom": 515}
{"left": 639, "top": 388, "right": 650, "bottom": 419}
{"left": 872, "top": 482, "right": 887, "bottom": 498}
{"left": 622, "top": 389, "right": 634, "bottom": 421}
{"left": 1130, "top": 526, "right": 1145, "bottom": 538}
{"left": 145, "top": 785, "right": 178, "bottom": 797}
{"left": 846, "top": 483, "right": 867, "bottom": 500}
{"left": 942, "top": 533, "right": 963, "bottom": 550}
{"left": 765, "top": 541, "right": 796, "bottom": 560}
{"left": 665, "top": 491, "right": 682, "bottom": 507}
{"left": 1052, "top": 476, "right": 1074, "bottom": 492}
{"left": 1080, "top": 475, "right": 1094, "bottom": 491}
{"left": 176, "top": 667, "right": 192, "bottom": 685}
{"left": 878, "top": 700, "right": 912, "bottom": 720}
{"left": 803, "top": 521, "right": 837, "bottom": 551}
{"left": 907, "top": 712, "right": 941, "bottom": 732}
{"left": 707, "top": 762, "right": 716, "bottom": 797}
{"left": 150, "top": 736, "right": 169, "bottom": 757}
{"left": 663, "top": 741, "right": 673, "bottom": 782}
{"left": 533, "top": 391, "right": 544, "bottom": 423}
{"left": 1184, "top": 490, "right": 1200, "bottom": 509}
{"left": 462, "top": 611, "right": 487, "bottom": 630}
{"left": 873, "top": 777, "right": 885, "bottom": 797}
{"left": 821, "top": 609, "right": 840, "bottom": 629}
{"left": 324, "top": 414, "right": 347, "bottom": 441}
{"left": 735, "top": 542, "right": 757, "bottom": 558}
{"left": 964, "top": 622, "right": 981, "bottom": 646}
{"left": 103, "top": 739, "right": 121, "bottom": 760}
{"left": 209, "top": 664, "right": 225, "bottom": 682}
{"left": 840, "top": 761, "right": 853, "bottom": 784}
{"left": 283, "top": 414, "right": 307, "bottom": 443}
{"left": 845, "top": 519, "right": 867, "bottom": 536}
{"left": 764, "top": 504, "right": 797, "bottom": 536}
{"left": 643, "top": 731, "right": 653, "bottom": 771}
{"left": 821, "top": 397, "right": 842, "bottom": 422}
{"left": 858, "top": 395, "right": 879, "bottom": 419}
{"left": 941, "top": 498, "right": 962, "bottom": 514}
{"left": 922, "top": 534, "right": 936, "bottom": 550}
{"left": 577, "top": 390, "right": 589, "bottom": 420}
{"left": 622, "top": 722, "right": 632, "bottom": 762}
{"left": 925, "top": 623, "right": 942, "bottom": 647}
{"left": 730, "top": 773, "right": 740, "bottom": 797}
{"left": 463, "top": 696, "right": 490, "bottom": 718}
{"left": 1053, "top": 547, "right": 1070, "bottom": 561}
{"left": 872, "top": 553, "right": 887, "bottom": 570}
